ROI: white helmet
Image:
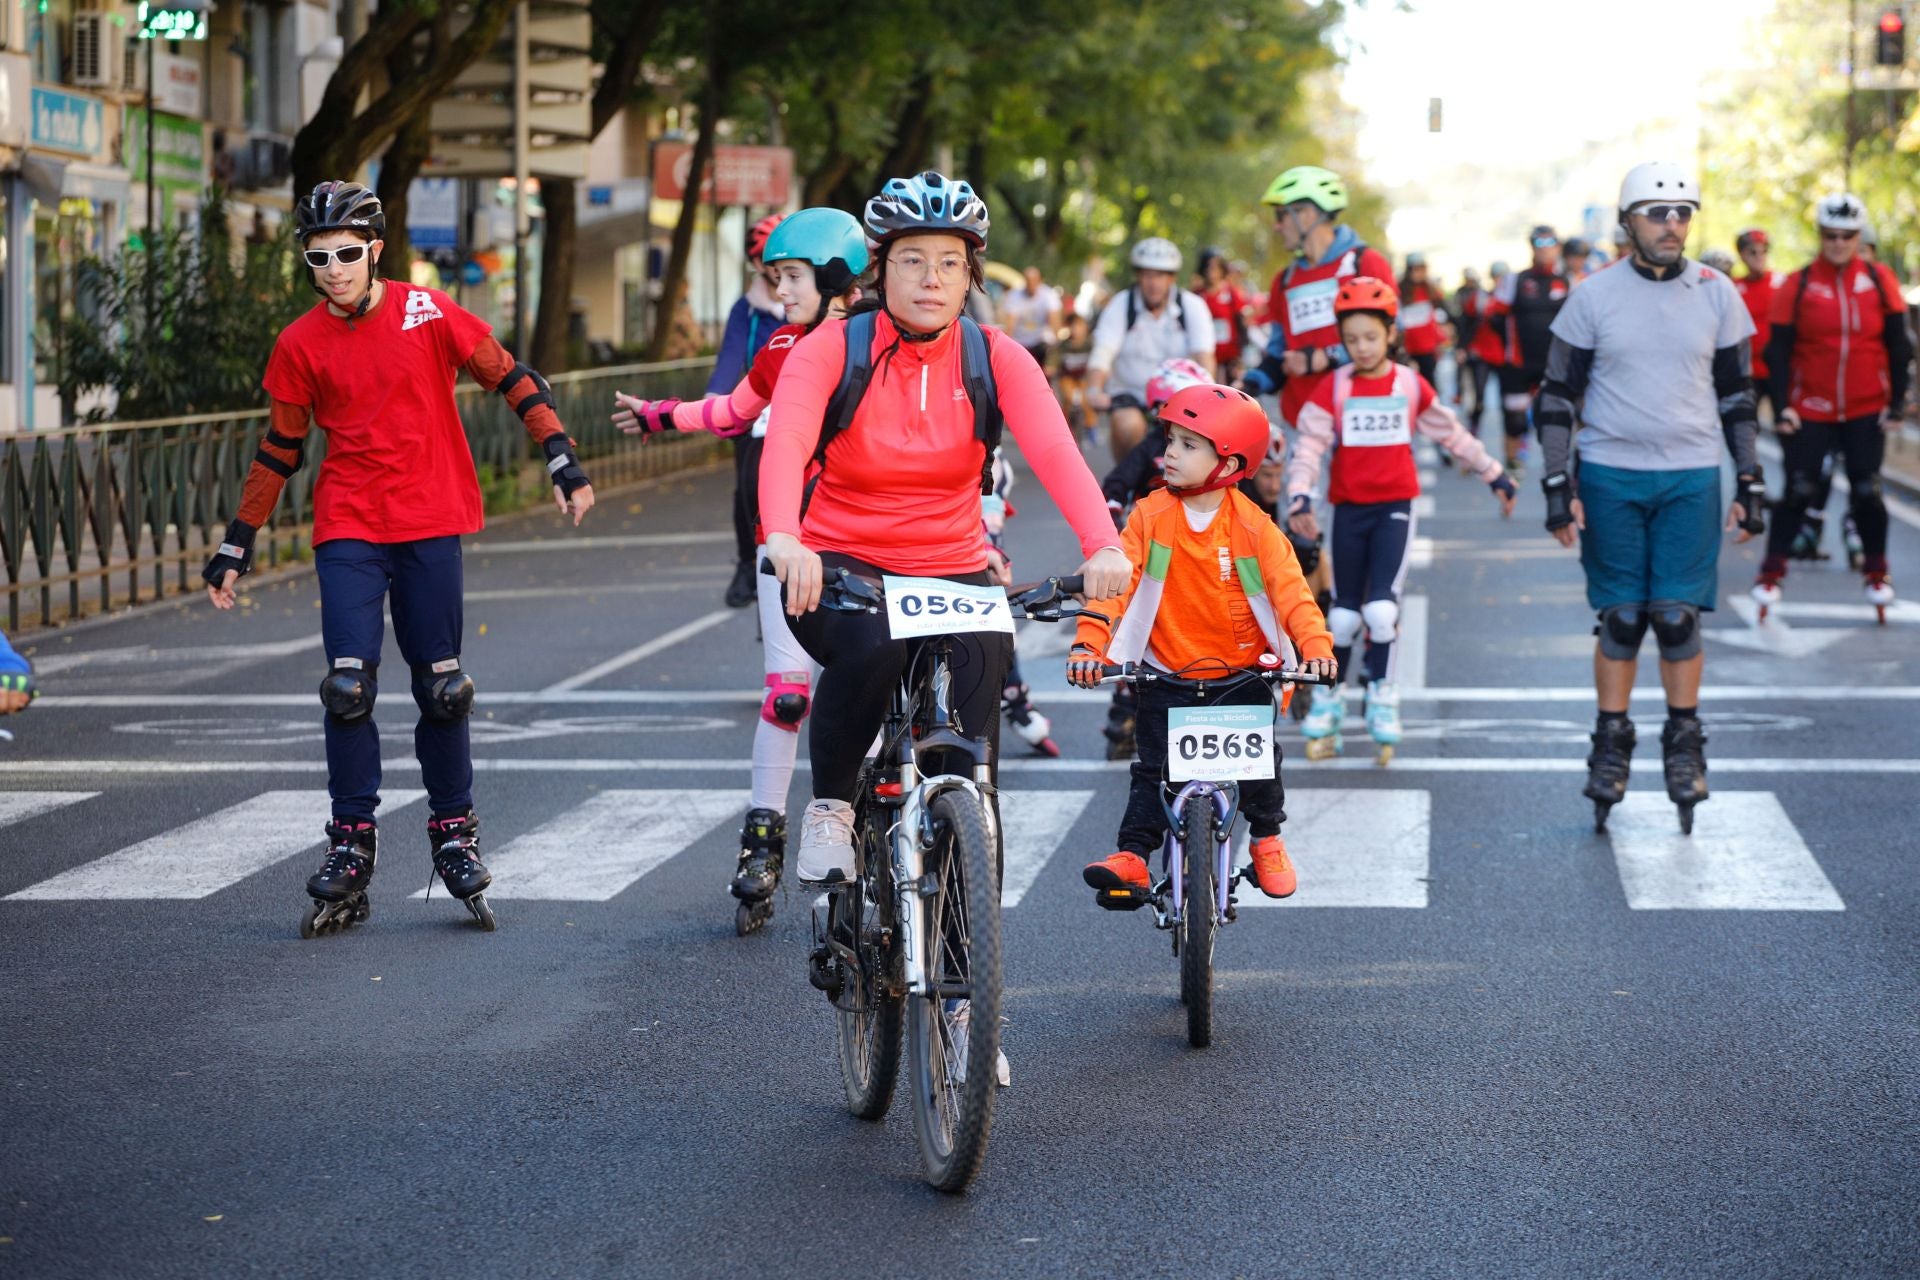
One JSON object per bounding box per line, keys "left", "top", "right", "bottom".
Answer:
{"left": 1130, "top": 237, "right": 1182, "bottom": 272}
{"left": 1618, "top": 161, "right": 1700, "bottom": 213}
{"left": 1700, "top": 248, "right": 1735, "bottom": 274}
{"left": 1263, "top": 425, "right": 1287, "bottom": 469}
{"left": 1815, "top": 192, "right": 1868, "bottom": 231}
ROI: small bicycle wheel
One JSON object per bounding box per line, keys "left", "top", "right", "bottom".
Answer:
{"left": 837, "top": 819, "right": 902, "bottom": 1120}
{"left": 906, "top": 789, "right": 1001, "bottom": 1193}
{"left": 1180, "top": 801, "right": 1218, "bottom": 1048}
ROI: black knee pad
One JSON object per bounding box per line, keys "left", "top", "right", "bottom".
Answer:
{"left": 319, "top": 659, "right": 377, "bottom": 725}
{"left": 1595, "top": 604, "right": 1649, "bottom": 660}
{"left": 1648, "top": 600, "right": 1701, "bottom": 661}
{"left": 412, "top": 659, "right": 476, "bottom": 722}
{"left": 1787, "top": 472, "right": 1824, "bottom": 504}
{"left": 1850, "top": 474, "right": 1884, "bottom": 503}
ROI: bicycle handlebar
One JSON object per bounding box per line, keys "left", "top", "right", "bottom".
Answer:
{"left": 1092, "top": 661, "right": 1337, "bottom": 689}
{"left": 757, "top": 559, "right": 1101, "bottom": 624}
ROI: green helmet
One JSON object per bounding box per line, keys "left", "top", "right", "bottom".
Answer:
{"left": 1261, "top": 166, "right": 1347, "bottom": 214}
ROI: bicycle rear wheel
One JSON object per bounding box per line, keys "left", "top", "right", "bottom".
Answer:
{"left": 1180, "top": 800, "right": 1218, "bottom": 1048}
{"left": 906, "top": 789, "right": 1001, "bottom": 1193}
{"left": 837, "top": 819, "right": 902, "bottom": 1120}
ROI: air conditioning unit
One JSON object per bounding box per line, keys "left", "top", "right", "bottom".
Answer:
{"left": 246, "top": 136, "right": 292, "bottom": 185}
{"left": 121, "top": 34, "right": 147, "bottom": 95}
{"left": 72, "top": 12, "right": 124, "bottom": 89}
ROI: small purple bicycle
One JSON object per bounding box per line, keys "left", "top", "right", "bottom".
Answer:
{"left": 1093, "top": 660, "right": 1336, "bottom": 1047}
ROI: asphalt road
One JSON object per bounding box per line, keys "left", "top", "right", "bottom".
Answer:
{"left": 1, "top": 430, "right": 1916, "bottom": 1279}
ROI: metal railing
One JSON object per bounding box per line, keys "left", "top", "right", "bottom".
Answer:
{"left": 0, "top": 357, "right": 719, "bottom": 631}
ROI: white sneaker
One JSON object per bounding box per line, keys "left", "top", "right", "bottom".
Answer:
{"left": 945, "top": 999, "right": 1011, "bottom": 1088}
{"left": 794, "top": 799, "right": 856, "bottom": 883}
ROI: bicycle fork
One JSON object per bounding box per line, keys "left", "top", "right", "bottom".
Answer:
{"left": 1157, "top": 782, "right": 1239, "bottom": 929}
{"left": 894, "top": 765, "right": 999, "bottom": 997}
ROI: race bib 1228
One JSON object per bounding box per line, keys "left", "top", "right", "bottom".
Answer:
{"left": 1341, "top": 394, "right": 1412, "bottom": 448}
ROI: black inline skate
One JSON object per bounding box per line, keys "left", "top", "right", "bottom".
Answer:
{"left": 731, "top": 807, "right": 785, "bottom": 935}
{"left": 427, "top": 810, "right": 496, "bottom": 930}
{"left": 1002, "top": 680, "right": 1061, "bottom": 757}
{"left": 302, "top": 819, "right": 377, "bottom": 938}
{"left": 1660, "top": 716, "right": 1709, "bottom": 835}
{"left": 1103, "top": 683, "right": 1137, "bottom": 761}
{"left": 1584, "top": 717, "right": 1635, "bottom": 834}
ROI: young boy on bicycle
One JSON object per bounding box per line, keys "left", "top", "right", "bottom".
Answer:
{"left": 1068, "top": 384, "right": 1335, "bottom": 901}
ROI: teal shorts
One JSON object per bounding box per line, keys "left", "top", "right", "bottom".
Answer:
{"left": 1577, "top": 462, "right": 1722, "bottom": 610}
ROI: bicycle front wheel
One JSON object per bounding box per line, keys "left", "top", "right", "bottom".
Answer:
{"left": 906, "top": 789, "right": 1001, "bottom": 1193}
{"left": 1180, "top": 800, "right": 1218, "bottom": 1048}
{"left": 837, "top": 823, "right": 902, "bottom": 1119}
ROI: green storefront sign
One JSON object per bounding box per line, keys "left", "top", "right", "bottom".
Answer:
{"left": 124, "top": 107, "right": 205, "bottom": 221}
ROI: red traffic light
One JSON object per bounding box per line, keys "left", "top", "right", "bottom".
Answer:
{"left": 1882, "top": 8, "right": 1905, "bottom": 34}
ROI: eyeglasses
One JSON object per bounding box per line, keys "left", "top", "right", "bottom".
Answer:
{"left": 890, "top": 251, "right": 970, "bottom": 284}
{"left": 303, "top": 243, "right": 372, "bottom": 269}
{"left": 1634, "top": 204, "right": 1695, "bottom": 224}
{"left": 1820, "top": 229, "right": 1859, "bottom": 242}
{"left": 1531, "top": 237, "right": 1559, "bottom": 248}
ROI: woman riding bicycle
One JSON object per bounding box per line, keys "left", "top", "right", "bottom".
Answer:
{"left": 760, "top": 171, "right": 1129, "bottom": 885}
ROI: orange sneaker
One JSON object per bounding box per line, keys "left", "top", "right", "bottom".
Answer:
{"left": 1083, "top": 850, "right": 1151, "bottom": 891}
{"left": 1248, "top": 835, "right": 1297, "bottom": 898}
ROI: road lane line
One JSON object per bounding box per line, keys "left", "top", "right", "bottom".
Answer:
{"left": 426, "top": 789, "right": 742, "bottom": 900}
{"left": 6, "top": 790, "right": 426, "bottom": 900}
{"left": 0, "top": 791, "right": 98, "bottom": 826}
{"left": 1397, "top": 594, "right": 1428, "bottom": 692}
{"left": 1607, "top": 792, "right": 1843, "bottom": 911}
{"left": 998, "top": 789, "right": 1095, "bottom": 906}
{"left": 539, "top": 608, "right": 737, "bottom": 694}
{"left": 467, "top": 531, "right": 734, "bottom": 553}
{"left": 1235, "top": 788, "right": 1430, "bottom": 908}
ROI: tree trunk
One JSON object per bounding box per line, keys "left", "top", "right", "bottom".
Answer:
{"left": 647, "top": 60, "right": 727, "bottom": 362}
{"left": 531, "top": 176, "right": 576, "bottom": 371}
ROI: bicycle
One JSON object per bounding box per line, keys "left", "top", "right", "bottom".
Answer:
{"left": 1090, "top": 659, "right": 1336, "bottom": 1048}
{"left": 786, "top": 564, "right": 1094, "bottom": 1193}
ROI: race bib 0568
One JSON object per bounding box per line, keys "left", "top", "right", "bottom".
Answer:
{"left": 1167, "top": 704, "right": 1275, "bottom": 781}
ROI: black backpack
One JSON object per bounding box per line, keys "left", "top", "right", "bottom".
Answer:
{"left": 1125, "top": 285, "right": 1186, "bottom": 330}
{"left": 815, "top": 309, "right": 1003, "bottom": 494}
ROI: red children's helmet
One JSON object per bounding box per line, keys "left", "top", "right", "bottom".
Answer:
{"left": 747, "top": 213, "right": 785, "bottom": 262}
{"left": 1334, "top": 275, "right": 1399, "bottom": 321}
{"left": 1735, "top": 227, "right": 1770, "bottom": 252}
{"left": 1158, "top": 383, "right": 1271, "bottom": 495}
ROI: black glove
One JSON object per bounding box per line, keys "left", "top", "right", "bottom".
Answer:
{"left": 543, "top": 435, "right": 592, "bottom": 499}
{"left": 1490, "top": 473, "right": 1518, "bottom": 502}
{"left": 1735, "top": 470, "right": 1767, "bottom": 536}
{"left": 1542, "top": 471, "right": 1576, "bottom": 531}
{"left": 201, "top": 519, "right": 256, "bottom": 587}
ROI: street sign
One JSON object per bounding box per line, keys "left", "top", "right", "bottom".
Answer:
{"left": 137, "top": 0, "right": 209, "bottom": 41}
{"left": 651, "top": 143, "right": 793, "bottom": 206}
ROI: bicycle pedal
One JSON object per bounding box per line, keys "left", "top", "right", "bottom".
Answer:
{"left": 1095, "top": 885, "right": 1152, "bottom": 912}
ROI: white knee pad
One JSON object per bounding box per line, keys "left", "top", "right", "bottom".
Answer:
{"left": 1327, "top": 606, "right": 1364, "bottom": 647}
{"left": 1361, "top": 598, "right": 1400, "bottom": 643}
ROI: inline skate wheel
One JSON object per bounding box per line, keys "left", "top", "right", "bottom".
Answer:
{"left": 1677, "top": 803, "right": 1695, "bottom": 837}
{"left": 1304, "top": 735, "right": 1341, "bottom": 761}
{"left": 1375, "top": 744, "right": 1394, "bottom": 767}
{"left": 464, "top": 893, "right": 497, "bottom": 932}
{"left": 300, "top": 900, "right": 324, "bottom": 939}
{"left": 1593, "top": 800, "right": 1612, "bottom": 835}
{"left": 736, "top": 898, "right": 774, "bottom": 936}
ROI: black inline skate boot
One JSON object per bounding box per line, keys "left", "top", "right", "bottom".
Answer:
{"left": 1583, "top": 717, "right": 1636, "bottom": 834}
{"left": 731, "top": 808, "right": 785, "bottom": 936}
{"left": 1789, "top": 511, "right": 1828, "bottom": 561}
{"left": 428, "top": 810, "right": 496, "bottom": 930}
{"left": 302, "top": 819, "right": 376, "bottom": 938}
{"left": 1103, "top": 685, "right": 1137, "bottom": 761}
{"left": 1003, "top": 681, "right": 1061, "bottom": 757}
{"left": 1660, "top": 716, "right": 1709, "bottom": 835}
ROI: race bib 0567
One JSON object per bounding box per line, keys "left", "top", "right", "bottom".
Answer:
{"left": 881, "top": 576, "right": 1016, "bottom": 639}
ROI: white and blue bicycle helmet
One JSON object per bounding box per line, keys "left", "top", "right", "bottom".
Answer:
{"left": 862, "top": 171, "right": 990, "bottom": 249}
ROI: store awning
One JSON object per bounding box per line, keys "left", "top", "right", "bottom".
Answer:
{"left": 21, "top": 154, "right": 132, "bottom": 207}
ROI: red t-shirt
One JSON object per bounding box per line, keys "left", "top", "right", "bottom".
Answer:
{"left": 745, "top": 323, "right": 807, "bottom": 399}
{"left": 1398, "top": 282, "right": 1447, "bottom": 356}
{"left": 1265, "top": 243, "right": 1397, "bottom": 424}
{"left": 1305, "top": 365, "right": 1439, "bottom": 505}
{"left": 1202, "top": 283, "right": 1249, "bottom": 365}
{"left": 264, "top": 286, "right": 493, "bottom": 544}
{"left": 1736, "top": 271, "right": 1779, "bottom": 380}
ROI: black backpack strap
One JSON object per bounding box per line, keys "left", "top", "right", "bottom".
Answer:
{"left": 815, "top": 310, "right": 877, "bottom": 468}
{"left": 1790, "top": 265, "right": 1811, "bottom": 330}
{"left": 958, "top": 316, "right": 1002, "bottom": 492}
{"left": 1125, "top": 286, "right": 1137, "bottom": 330}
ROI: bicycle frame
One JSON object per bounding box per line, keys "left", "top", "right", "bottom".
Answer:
{"left": 1154, "top": 779, "right": 1241, "bottom": 931}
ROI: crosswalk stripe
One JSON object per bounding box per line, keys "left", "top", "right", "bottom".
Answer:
{"left": 6, "top": 790, "right": 425, "bottom": 900}
{"left": 1608, "top": 792, "right": 1843, "bottom": 911}
{"left": 999, "top": 789, "right": 1096, "bottom": 906}
{"left": 1235, "top": 788, "right": 1431, "bottom": 909}
{"left": 429, "top": 789, "right": 743, "bottom": 900}
{"left": 0, "top": 791, "right": 98, "bottom": 828}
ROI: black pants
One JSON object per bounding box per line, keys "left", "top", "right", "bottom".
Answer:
{"left": 1461, "top": 356, "right": 1491, "bottom": 432}
{"left": 1411, "top": 351, "right": 1438, "bottom": 389}
{"left": 1764, "top": 416, "right": 1888, "bottom": 565}
{"left": 730, "top": 436, "right": 764, "bottom": 568}
{"left": 1502, "top": 366, "right": 1543, "bottom": 440}
{"left": 786, "top": 553, "right": 1011, "bottom": 803}
{"left": 1118, "top": 675, "right": 1286, "bottom": 859}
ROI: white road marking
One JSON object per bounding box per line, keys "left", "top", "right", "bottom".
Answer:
{"left": 1413, "top": 494, "right": 1436, "bottom": 519}
{"left": 0, "top": 791, "right": 98, "bottom": 826}
{"left": 425, "top": 789, "right": 743, "bottom": 901}
{"left": 7, "top": 755, "right": 1920, "bottom": 776}
{"left": 465, "top": 581, "right": 711, "bottom": 603}
{"left": 539, "top": 608, "right": 738, "bottom": 694}
{"left": 467, "top": 531, "right": 734, "bottom": 553}
{"left": 30, "top": 634, "right": 324, "bottom": 675}
{"left": 1418, "top": 469, "right": 1438, "bottom": 488}
{"left": 6, "top": 790, "right": 426, "bottom": 900}
{"left": 1236, "top": 788, "right": 1430, "bottom": 909}
{"left": 1713, "top": 595, "right": 1852, "bottom": 658}
{"left": 1757, "top": 599, "right": 1920, "bottom": 624}
{"left": 1397, "top": 594, "right": 1428, "bottom": 692}
{"left": 1607, "top": 792, "right": 1843, "bottom": 911}
{"left": 998, "top": 789, "right": 1095, "bottom": 907}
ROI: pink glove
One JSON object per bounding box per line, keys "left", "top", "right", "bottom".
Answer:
{"left": 613, "top": 393, "right": 680, "bottom": 436}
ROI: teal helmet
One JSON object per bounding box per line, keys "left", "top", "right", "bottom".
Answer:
{"left": 762, "top": 207, "right": 871, "bottom": 297}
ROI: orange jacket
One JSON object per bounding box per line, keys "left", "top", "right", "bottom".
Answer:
{"left": 1074, "top": 487, "right": 1332, "bottom": 675}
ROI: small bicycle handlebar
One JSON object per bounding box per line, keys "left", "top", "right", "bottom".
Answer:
{"left": 1092, "top": 661, "right": 1337, "bottom": 689}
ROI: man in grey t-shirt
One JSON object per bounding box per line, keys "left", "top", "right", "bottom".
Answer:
{"left": 1533, "top": 161, "right": 1769, "bottom": 835}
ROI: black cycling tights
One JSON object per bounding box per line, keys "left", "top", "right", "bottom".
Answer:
{"left": 1765, "top": 416, "right": 1889, "bottom": 565}
{"left": 786, "top": 554, "right": 1012, "bottom": 803}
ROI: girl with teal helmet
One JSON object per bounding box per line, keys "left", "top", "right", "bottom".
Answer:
{"left": 761, "top": 208, "right": 872, "bottom": 326}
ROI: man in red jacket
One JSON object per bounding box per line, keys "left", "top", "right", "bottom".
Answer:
{"left": 1753, "top": 194, "right": 1912, "bottom": 620}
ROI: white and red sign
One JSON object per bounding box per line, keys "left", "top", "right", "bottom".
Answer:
{"left": 652, "top": 143, "right": 793, "bottom": 206}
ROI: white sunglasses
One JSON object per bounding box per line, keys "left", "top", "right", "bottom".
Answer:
{"left": 303, "top": 243, "right": 374, "bottom": 269}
